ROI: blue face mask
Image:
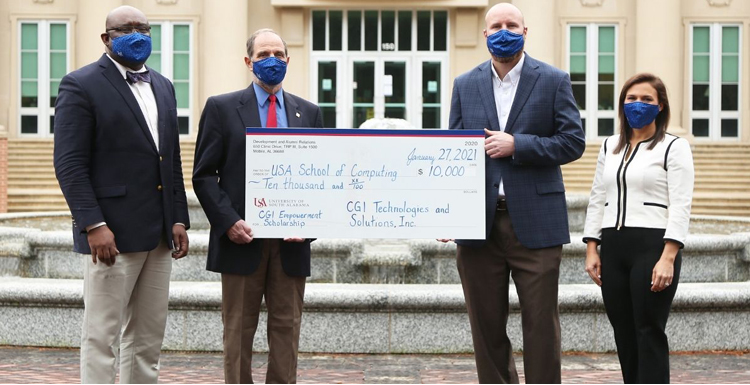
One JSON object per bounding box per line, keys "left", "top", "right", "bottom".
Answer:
{"left": 252, "top": 57, "right": 288, "bottom": 86}
{"left": 487, "top": 29, "right": 525, "bottom": 58}
{"left": 623, "top": 101, "right": 660, "bottom": 129}
{"left": 110, "top": 32, "right": 152, "bottom": 64}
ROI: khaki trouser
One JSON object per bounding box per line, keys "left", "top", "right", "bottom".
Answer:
{"left": 80, "top": 238, "right": 172, "bottom": 384}
{"left": 221, "top": 239, "right": 306, "bottom": 384}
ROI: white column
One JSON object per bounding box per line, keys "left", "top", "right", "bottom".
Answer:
{"left": 75, "top": 0, "right": 123, "bottom": 68}
{"left": 512, "top": 0, "right": 558, "bottom": 67}
{"left": 635, "top": 0, "right": 691, "bottom": 139}
{"left": 200, "top": 0, "right": 248, "bottom": 101}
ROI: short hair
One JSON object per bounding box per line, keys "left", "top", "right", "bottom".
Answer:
{"left": 246, "top": 28, "right": 288, "bottom": 58}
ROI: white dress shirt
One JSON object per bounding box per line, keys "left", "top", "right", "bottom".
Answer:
{"left": 106, "top": 54, "right": 160, "bottom": 151}
{"left": 490, "top": 53, "right": 525, "bottom": 197}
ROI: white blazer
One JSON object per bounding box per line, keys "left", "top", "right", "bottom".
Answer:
{"left": 583, "top": 133, "right": 694, "bottom": 246}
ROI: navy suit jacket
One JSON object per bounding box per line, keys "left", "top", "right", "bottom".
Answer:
{"left": 449, "top": 55, "right": 585, "bottom": 249}
{"left": 54, "top": 54, "right": 190, "bottom": 254}
{"left": 192, "top": 85, "right": 323, "bottom": 276}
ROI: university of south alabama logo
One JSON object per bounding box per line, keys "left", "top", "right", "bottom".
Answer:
{"left": 254, "top": 198, "right": 267, "bottom": 208}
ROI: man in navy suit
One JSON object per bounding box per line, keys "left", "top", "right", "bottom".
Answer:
{"left": 446, "top": 3, "right": 585, "bottom": 383}
{"left": 192, "top": 29, "right": 323, "bottom": 384}
{"left": 53, "top": 5, "right": 190, "bottom": 383}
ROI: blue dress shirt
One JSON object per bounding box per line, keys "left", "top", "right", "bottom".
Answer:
{"left": 253, "top": 83, "right": 288, "bottom": 128}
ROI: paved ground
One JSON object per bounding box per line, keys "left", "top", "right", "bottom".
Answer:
{"left": 0, "top": 347, "right": 749, "bottom": 383}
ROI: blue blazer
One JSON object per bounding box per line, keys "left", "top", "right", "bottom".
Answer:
{"left": 192, "top": 86, "right": 323, "bottom": 277}
{"left": 54, "top": 54, "right": 190, "bottom": 254}
{"left": 449, "top": 55, "right": 585, "bottom": 249}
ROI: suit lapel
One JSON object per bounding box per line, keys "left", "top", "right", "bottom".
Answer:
{"left": 283, "top": 92, "right": 303, "bottom": 128}
{"left": 504, "top": 55, "right": 540, "bottom": 134}
{"left": 477, "top": 61, "right": 501, "bottom": 132}
{"left": 237, "top": 86, "right": 262, "bottom": 129}
{"left": 99, "top": 55, "right": 158, "bottom": 154}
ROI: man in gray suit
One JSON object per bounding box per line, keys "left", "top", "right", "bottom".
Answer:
{"left": 446, "top": 3, "right": 585, "bottom": 383}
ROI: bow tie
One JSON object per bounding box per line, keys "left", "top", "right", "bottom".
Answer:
{"left": 126, "top": 70, "right": 151, "bottom": 84}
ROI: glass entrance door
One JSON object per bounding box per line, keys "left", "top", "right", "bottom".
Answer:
{"left": 350, "top": 58, "right": 409, "bottom": 128}
{"left": 352, "top": 60, "right": 375, "bottom": 127}
{"left": 384, "top": 61, "right": 407, "bottom": 119}
{"left": 316, "top": 60, "right": 338, "bottom": 128}
{"left": 310, "top": 8, "right": 449, "bottom": 129}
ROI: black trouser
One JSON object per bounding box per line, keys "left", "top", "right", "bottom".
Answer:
{"left": 600, "top": 227, "right": 681, "bottom": 384}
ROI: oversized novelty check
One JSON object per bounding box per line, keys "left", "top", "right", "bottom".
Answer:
{"left": 245, "top": 128, "right": 486, "bottom": 239}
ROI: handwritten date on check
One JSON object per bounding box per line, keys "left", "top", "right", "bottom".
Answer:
{"left": 245, "top": 128, "right": 486, "bottom": 239}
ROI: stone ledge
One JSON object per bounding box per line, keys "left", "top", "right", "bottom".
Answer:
{"left": 4, "top": 231, "right": 747, "bottom": 258}
{"left": 2, "top": 278, "right": 749, "bottom": 352}
{"left": 2, "top": 232, "right": 749, "bottom": 284}
{"left": 2, "top": 278, "right": 749, "bottom": 312}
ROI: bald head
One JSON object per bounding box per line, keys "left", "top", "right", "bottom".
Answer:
{"left": 101, "top": 5, "right": 151, "bottom": 69}
{"left": 105, "top": 5, "right": 148, "bottom": 31}
{"left": 246, "top": 29, "right": 288, "bottom": 59}
{"left": 483, "top": 3, "right": 527, "bottom": 64}
{"left": 485, "top": 3, "right": 525, "bottom": 28}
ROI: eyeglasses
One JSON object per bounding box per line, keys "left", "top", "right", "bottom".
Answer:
{"left": 106, "top": 24, "right": 151, "bottom": 35}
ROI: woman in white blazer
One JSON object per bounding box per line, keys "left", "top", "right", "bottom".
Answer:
{"left": 582, "top": 73, "right": 694, "bottom": 384}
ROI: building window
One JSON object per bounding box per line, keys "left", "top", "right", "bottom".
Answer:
{"left": 311, "top": 10, "right": 449, "bottom": 129}
{"left": 19, "top": 20, "right": 69, "bottom": 137}
{"left": 146, "top": 22, "right": 192, "bottom": 135}
{"left": 690, "top": 24, "right": 741, "bottom": 140}
{"left": 567, "top": 24, "right": 617, "bottom": 140}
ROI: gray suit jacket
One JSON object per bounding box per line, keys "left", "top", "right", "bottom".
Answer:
{"left": 449, "top": 54, "right": 585, "bottom": 249}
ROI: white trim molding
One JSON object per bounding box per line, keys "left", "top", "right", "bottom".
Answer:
{"left": 707, "top": 0, "right": 732, "bottom": 7}
{"left": 580, "top": 0, "right": 604, "bottom": 7}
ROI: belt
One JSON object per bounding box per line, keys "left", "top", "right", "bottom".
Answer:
{"left": 496, "top": 198, "right": 507, "bottom": 211}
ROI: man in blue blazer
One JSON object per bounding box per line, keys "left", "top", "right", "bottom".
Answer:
{"left": 192, "top": 29, "right": 323, "bottom": 384}
{"left": 53, "top": 6, "right": 189, "bottom": 384}
{"left": 447, "top": 3, "right": 585, "bottom": 383}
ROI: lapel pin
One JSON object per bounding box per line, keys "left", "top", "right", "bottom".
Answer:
{"left": 296, "top": 112, "right": 301, "bottom": 118}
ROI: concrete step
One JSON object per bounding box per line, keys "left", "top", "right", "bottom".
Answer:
{"left": 564, "top": 162, "right": 750, "bottom": 170}
{"left": 693, "top": 186, "right": 750, "bottom": 192}
{"left": 563, "top": 174, "right": 750, "bottom": 185}
{"left": 6, "top": 145, "right": 54, "bottom": 151}
{"left": 5, "top": 165, "right": 56, "bottom": 171}
{"left": 7, "top": 143, "right": 54, "bottom": 149}
{"left": 6, "top": 196, "right": 65, "bottom": 203}
{"left": 7, "top": 155, "right": 53, "bottom": 161}
{"left": 562, "top": 172, "right": 750, "bottom": 181}
{"left": 691, "top": 208, "right": 750, "bottom": 216}
{"left": 0, "top": 278, "right": 748, "bottom": 352}
{"left": 7, "top": 162, "right": 55, "bottom": 168}
{"left": 6, "top": 140, "right": 750, "bottom": 216}
{"left": 691, "top": 201, "right": 750, "bottom": 208}
{"left": 694, "top": 171, "right": 750, "bottom": 177}
{"left": 6, "top": 171, "right": 58, "bottom": 177}
{"left": 6, "top": 181, "right": 61, "bottom": 188}
{"left": 693, "top": 159, "right": 750, "bottom": 166}
{"left": 7, "top": 206, "right": 69, "bottom": 213}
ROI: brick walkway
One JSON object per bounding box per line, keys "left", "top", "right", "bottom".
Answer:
{"left": 0, "top": 347, "right": 748, "bottom": 383}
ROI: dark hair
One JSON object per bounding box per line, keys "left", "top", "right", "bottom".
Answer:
{"left": 246, "top": 28, "right": 288, "bottom": 58}
{"left": 613, "top": 73, "right": 671, "bottom": 154}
